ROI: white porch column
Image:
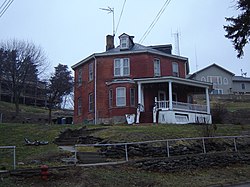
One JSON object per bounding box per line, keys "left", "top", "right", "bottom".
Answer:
{"left": 168, "top": 81, "right": 173, "bottom": 110}
{"left": 138, "top": 82, "right": 142, "bottom": 104}
{"left": 206, "top": 87, "right": 210, "bottom": 114}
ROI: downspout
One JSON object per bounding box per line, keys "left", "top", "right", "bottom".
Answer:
{"left": 94, "top": 56, "right": 97, "bottom": 124}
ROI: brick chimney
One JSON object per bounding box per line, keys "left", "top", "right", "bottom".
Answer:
{"left": 106, "top": 35, "right": 114, "bottom": 51}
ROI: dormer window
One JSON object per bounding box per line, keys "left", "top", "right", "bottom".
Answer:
{"left": 120, "top": 36, "right": 129, "bottom": 49}
{"left": 119, "top": 33, "right": 134, "bottom": 50}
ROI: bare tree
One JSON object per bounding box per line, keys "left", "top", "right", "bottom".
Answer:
{"left": 0, "top": 39, "right": 47, "bottom": 115}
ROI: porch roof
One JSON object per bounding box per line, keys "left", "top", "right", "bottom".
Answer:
{"left": 134, "top": 76, "right": 212, "bottom": 89}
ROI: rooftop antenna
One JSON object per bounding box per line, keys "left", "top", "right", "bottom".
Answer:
{"left": 195, "top": 45, "right": 198, "bottom": 71}
{"left": 100, "top": 7, "right": 115, "bottom": 36}
{"left": 241, "top": 69, "right": 247, "bottom": 77}
{"left": 172, "top": 30, "right": 181, "bottom": 55}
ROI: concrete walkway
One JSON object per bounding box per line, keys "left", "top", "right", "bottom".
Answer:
{"left": 59, "top": 146, "right": 76, "bottom": 153}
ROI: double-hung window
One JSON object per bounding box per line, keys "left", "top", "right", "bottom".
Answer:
{"left": 242, "top": 83, "right": 246, "bottom": 90}
{"left": 114, "top": 58, "right": 130, "bottom": 77}
{"left": 116, "top": 87, "right": 126, "bottom": 107}
{"left": 77, "top": 97, "right": 82, "bottom": 115}
{"left": 154, "top": 59, "right": 161, "bottom": 76}
{"left": 109, "top": 89, "right": 113, "bottom": 108}
{"left": 172, "top": 62, "right": 179, "bottom": 77}
{"left": 89, "top": 63, "right": 93, "bottom": 81}
{"left": 78, "top": 68, "right": 82, "bottom": 86}
{"left": 88, "top": 93, "right": 93, "bottom": 112}
{"left": 130, "top": 88, "right": 135, "bottom": 106}
{"left": 120, "top": 36, "right": 129, "bottom": 49}
{"left": 207, "top": 76, "right": 222, "bottom": 85}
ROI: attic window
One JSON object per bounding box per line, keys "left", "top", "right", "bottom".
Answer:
{"left": 120, "top": 36, "right": 129, "bottom": 49}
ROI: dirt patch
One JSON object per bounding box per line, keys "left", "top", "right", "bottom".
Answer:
{"left": 54, "top": 127, "right": 106, "bottom": 146}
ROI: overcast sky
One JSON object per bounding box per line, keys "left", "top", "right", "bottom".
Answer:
{"left": 0, "top": 0, "right": 249, "bottom": 76}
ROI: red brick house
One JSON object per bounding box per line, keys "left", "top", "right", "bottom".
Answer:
{"left": 72, "top": 33, "right": 212, "bottom": 124}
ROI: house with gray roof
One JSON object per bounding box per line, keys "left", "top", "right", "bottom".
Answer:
{"left": 189, "top": 63, "right": 234, "bottom": 94}
{"left": 232, "top": 76, "right": 250, "bottom": 94}
{"left": 189, "top": 63, "right": 250, "bottom": 95}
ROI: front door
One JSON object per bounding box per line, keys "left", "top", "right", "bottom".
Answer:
{"left": 158, "top": 91, "right": 166, "bottom": 108}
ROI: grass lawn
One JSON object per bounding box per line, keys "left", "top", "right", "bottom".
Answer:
{"left": 0, "top": 123, "right": 250, "bottom": 186}
{"left": 0, "top": 123, "right": 83, "bottom": 169}
{"left": 0, "top": 123, "right": 249, "bottom": 168}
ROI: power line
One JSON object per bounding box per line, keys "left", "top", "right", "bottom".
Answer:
{"left": 0, "top": 0, "right": 9, "bottom": 11}
{"left": 0, "top": 0, "right": 14, "bottom": 19}
{"left": 115, "top": 0, "right": 127, "bottom": 35}
{"left": 139, "top": 0, "right": 171, "bottom": 44}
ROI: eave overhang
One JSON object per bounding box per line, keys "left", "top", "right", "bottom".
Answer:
{"left": 134, "top": 76, "right": 212, "bottom": 89}
{"left": 71, "top": 50, "right": 188, "bottom": 70}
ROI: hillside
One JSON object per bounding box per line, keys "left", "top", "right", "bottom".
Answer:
{"left": 0, "top": 101, "right": 73, "bottom": 124}
{"left": 0, "top": 123, "right": 250, "bottom": 186}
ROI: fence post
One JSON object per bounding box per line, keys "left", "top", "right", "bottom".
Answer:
{"left": 166, "top": 140, "right": 170, "bottom": 157}
{"left": 233, "top": 138, "right": 238, "bottom": 152}
{"left": 13, "top": 146, "right": 16, "bottom": 170}
{"left": 125, "top": 144, "right": 128, "bottom": 161}
{"left": 74, "top": 145, "right": 77, "bottom": 165}
{"left": 202, "top": 138, "right": 206, "bottom": 154}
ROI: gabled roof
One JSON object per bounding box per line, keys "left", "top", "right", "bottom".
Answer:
{"left": 189, "top": 63, "right": 235, "bottom": 79}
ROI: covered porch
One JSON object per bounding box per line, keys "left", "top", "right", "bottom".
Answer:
{"left": 134, "top": 76, "right": 212, "bottom": 124}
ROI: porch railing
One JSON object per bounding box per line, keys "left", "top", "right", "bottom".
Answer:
{"left": 156, "top": 100, "right": 207, "bottom": 113}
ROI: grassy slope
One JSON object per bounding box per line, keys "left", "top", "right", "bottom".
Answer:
{"left": 0, "top": 101, "right": 46, "bottom": 114}
{"left": 0, "top": 123, "right": 249, "bottom": 166}
{"left": 0, "top": 123, "right": 250, "bottom": 186}
{"left": 0, "top": 99, "right": 250, "bottom": 186}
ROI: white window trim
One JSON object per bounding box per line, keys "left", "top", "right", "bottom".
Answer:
{"left": 88, "top": 93, "right": 93, "bottom": 112}
{"left": 207, "top": 76, "right": 222, "bottom": 85}
{"left": 154, "top": 58, "right": 161, "bottom": 76}
{"left": 120, "top": 36, "right": 129, "bottom": 49}
{"left": 223, "top": 77, "right": 228, "bottom": 85}
{"left": 109, "top": 89, "right": 113, "bottom": 108}
{"left": 78, "top": 68, "right": 82, "bottom": 86}
{"left": 89, "top": 63, "right": 93, "bottom": 81}
{"left": 242, "top": 83, "right": 246, "bottom": 90}
{"left": 77, "top": 97, "right": 82, "bottom": 115}
{"left": 116, "top": 87, "right": 126, "bottom": 107}
{"left": 114, "top": 58, "right": 130, "bottom": 77}
{"left": 211, "top": 89, "right": 223, "bottom": 94}
{"left": 201, "top": 76, "right": 206, "bottom": 82}
{"left": 172, "top": 62, "right": 179, "bottom": 77}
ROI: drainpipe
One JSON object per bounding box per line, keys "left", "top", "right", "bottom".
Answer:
{"left": 206, "top": 87, "right": 210, "bottom": 114}
{"left": 94, "top": 56, "right": 97, "bottom": 124}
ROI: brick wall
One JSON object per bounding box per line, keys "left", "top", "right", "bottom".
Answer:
{"left": 73, "top": 52, "right": 187, "bottom": 124}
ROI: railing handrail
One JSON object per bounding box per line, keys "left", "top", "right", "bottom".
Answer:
{"left": 75, "top": 135, "right": 250, "bottom": 147}
{"left": 0, "top": 145, "right": 16, "bottom": 170}
{"left": 156, "top": 100, "right": 207, "bottom": 112}
{"left": 0, "top": 146, "right": 16, "bottom": 149}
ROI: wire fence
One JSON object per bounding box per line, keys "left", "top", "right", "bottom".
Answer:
{"left": 74, "top": 135, "right": 250, "bottom": 165}
{"left": 0, "top": 146, "right": 16, "bottom": 170}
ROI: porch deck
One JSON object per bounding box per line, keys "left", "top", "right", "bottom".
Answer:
{"left": 156, "top": 100, "right": 208, "bottom": 114}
